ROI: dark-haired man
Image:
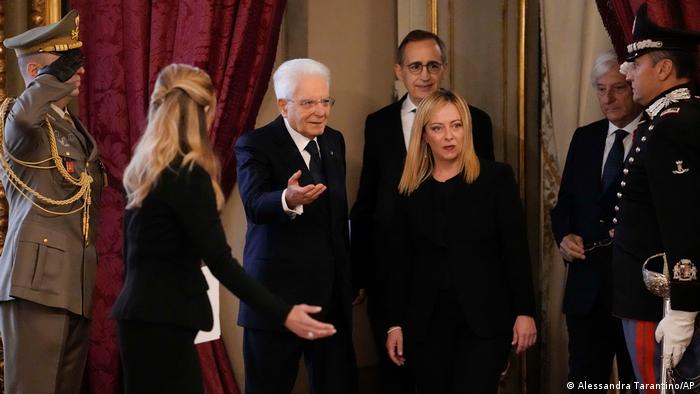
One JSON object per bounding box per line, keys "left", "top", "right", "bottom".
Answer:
{"left": 350, "top": 29, "right": 494, "bottom": 393}
{"left": 614, "top": 4, "right": 700, "bottom": 388}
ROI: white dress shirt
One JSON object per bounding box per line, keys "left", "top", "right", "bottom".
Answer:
{"left": 281, "top": 118, "right": 318, "bottom": 217}
{"left": 400, "top": 97, "right": 418, "bottom": 149}
{"left": 600, "top": 113, "right": 642, "bottom": 176}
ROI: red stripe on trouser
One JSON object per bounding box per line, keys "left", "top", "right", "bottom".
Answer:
{"left": 636, "top": 321, "right": 658, "bottom": 394}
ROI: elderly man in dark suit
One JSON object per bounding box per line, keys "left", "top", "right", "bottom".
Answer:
{"left": 0, "top": 10, "right": 104, "bottom": 394}
{"left": 551, "top": 51, "right": 640, "bottom": 391}
{"left": 235, "top": 58, "right": 356, "bottom": 394}
{"left": 350, "top": 29, "right": 494, "bottom": 394}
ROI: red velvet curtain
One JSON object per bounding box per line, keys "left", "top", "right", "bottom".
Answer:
{"left": 70, "top": 1, "right": 287, "bottom": 393}
{"left": 596, "top": 0, "right": 700, "bottom": 81}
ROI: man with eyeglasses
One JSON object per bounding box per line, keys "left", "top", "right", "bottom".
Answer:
{"left": 350, "top": 29, "right": 494, "bottom": 394}
{"left": 235, "top": 58, "right": 357, "bottom": 393}
{"left": 551, "top": 50, "right": 640, "bottom": 392}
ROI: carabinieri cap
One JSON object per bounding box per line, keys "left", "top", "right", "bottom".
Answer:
{"left": 626, "top": 3, "right": 700, "bottom": 61}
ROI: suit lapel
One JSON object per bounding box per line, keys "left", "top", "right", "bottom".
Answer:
{"left": 597, "top": 120, "right": 625, "bottom": 202}
{"left": 271, "top": 116, "right": 316, "bottom": 187}
{"left": 394, "top": 95, "right": 408, "bottom": 159}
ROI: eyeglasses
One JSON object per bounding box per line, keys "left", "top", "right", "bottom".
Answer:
{"left": 287, "top": 97, "right": 335, "bottom": 109}
{"left": 583, "top": 238, "right": 613, "bottom": 252}
{"left": 404, "top": 61, "right": 444, "bottom": 75}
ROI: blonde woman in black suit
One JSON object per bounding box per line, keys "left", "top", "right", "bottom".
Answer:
{"left": 112, "top": 64, "right": 336, "bottom": 394}
{"left": 385, "top": 89, "right": 537, "bottom": 393}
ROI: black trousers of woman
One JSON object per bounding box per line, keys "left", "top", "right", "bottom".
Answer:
{"left": 118, "top": 319, "right": 203, "bottom": 394}
{"left": 409, "top": 291, "right": 512, "bottom": 394}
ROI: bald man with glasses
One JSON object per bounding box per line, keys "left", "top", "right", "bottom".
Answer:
{"left": 350, "top": 29, "right": 494, "bottom": 394}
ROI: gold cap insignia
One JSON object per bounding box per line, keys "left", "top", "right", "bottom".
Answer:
{"left": 71, "top": 16, "right": 80, "bottom": 41}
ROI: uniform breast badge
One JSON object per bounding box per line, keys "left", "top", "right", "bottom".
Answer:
{"left": 673, "top": 259, "right": 697, "bottom": 281}
{"left": 672, "top": 160, "right": 689, "bottom": 175}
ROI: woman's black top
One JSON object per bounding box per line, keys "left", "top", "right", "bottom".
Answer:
{"left": 112, "top": 162, "right": 290, "bottom": 331}
{"left": 386, "top": 161, "right": 535, "bottom": 340}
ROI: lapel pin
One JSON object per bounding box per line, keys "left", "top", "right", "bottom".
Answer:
{"left": 672, "top": 160, "right": 689, "bottom": 175}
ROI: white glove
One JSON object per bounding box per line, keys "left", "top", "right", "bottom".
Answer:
{"left": 655, "top": 309, "right": 698, "bottom": 367}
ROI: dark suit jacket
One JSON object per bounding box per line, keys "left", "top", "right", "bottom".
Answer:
{"left": 386, "top": 161, "right": 535, "bottom": 341}
{"left": 550, "top": 119, "right": 622, "bottom": 315}
{"left": 351, "top": 95, "right": 494, "bottom": 295}
{"left": 614, "top": 85, "right": 700, "bottom": 319}
{"left": 235, "top": 116, "right": 352, "bottom": 332}
{"left": 111, "top": 163, "right": 290, "bottom": 331}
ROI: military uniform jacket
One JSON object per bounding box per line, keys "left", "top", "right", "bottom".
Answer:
{"left": 0, "top": 74, "right": 104, "bottom": 318}
{"left": 613, "top": 84, "right": 700, "bottom": 321}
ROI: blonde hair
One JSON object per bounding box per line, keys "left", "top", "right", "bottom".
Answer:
{"left": 123, "top": 63, "right": 223, "bottom": 209}
{"left": 398, "top": 89, "right": 480, "bottom": 195}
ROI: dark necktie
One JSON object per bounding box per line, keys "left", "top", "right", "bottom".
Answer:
{"left": 304, "top": 140, "right": 326, "bottom": 184}
{"left": 601, "top": 129, "right": 627, "bottom": 191}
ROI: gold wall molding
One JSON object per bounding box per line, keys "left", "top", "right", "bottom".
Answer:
{"left": 30, "top": 0, "right": 61, "bottom": 27}
{"left": 0, "top": 2, "right": 5, "bottom": 391}
{"left": 427, "top": 0, "right": 437, "bottom": 33}
{"left": 517, "top": 0, "right": 526, "bottom": 200}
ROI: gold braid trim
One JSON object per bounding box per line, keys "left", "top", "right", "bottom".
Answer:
{"left": 0, "top": 97, "right": 92, "bottom": 244}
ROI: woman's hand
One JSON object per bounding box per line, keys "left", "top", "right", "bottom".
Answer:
{"left": 284, "top": 304, "right": 336, "bottom": 340}
{"left": 385, "top": 327, "right": 405, "bottom": 366}
{"left": 512, "top": 315, "right": 537, "bottom": 354}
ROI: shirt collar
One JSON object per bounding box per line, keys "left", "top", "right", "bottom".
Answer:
{"left": 607, "top": 112, "right": 643, "bottom": 137}
{"left": 283, "top": 117, "right": 316, "bottom": 153}
{"left": 50, "top": 104, "right": 68, "bottom": 119}
{"left": 401, "top": 96, "right": 417, "bottom": 115}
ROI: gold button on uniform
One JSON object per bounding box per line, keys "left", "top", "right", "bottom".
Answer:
{"left": 43, "top": 238, "right": 48, "bottom": 243}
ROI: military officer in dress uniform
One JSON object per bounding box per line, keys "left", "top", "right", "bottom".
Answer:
{"left": 0, "top": 10, "right": 104, "bottom": 394}
{"left": 613, "top": 4, "right": 700, "bottom": 390}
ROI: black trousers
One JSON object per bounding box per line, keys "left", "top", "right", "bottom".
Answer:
{"left": 366, "top": 291, "right": 415, "bottom": 394}
{"left": 566, "top": 311, "right": 637, "bottom": 393}
{"left": 409, "top": 291, "right": 511, "bottom": 394}
{"left": 243, "top": 290, "right": 357, "bottom": 394}
{"left": 117, "top": 319, "right": 203, "bottom": 394}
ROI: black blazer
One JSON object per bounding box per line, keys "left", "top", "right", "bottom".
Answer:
{"left": 351, "top": 95, "right": 494, "bottom": 293}
{"left": 235, "top": 116, "right": 352, "bottom": 332}
{"left": 111, "top": 163, "right": 290, "bottom": 331}
{"left": 550, "top": 119, "right": 621, "bottom": 315}
{"left": 386, "top": 161, "right": 535, "bottom": 341}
